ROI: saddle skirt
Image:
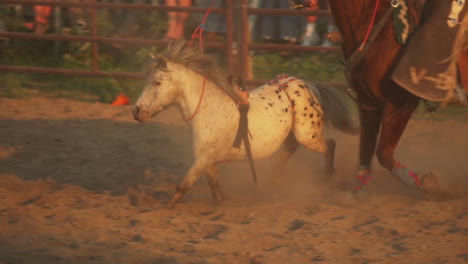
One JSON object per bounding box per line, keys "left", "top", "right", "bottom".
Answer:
{"left": 392, "top": 0, "right": 468, "bottom": 102}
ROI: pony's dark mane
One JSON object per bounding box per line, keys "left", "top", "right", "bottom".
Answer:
{"left": 160, "top": 40, "right": 229, "bottom": 92}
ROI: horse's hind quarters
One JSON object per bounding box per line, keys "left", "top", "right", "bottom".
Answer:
{"left": 132, "top": 105, "right": 150, "bottom": 123}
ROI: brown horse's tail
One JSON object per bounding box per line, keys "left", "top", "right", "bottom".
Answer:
{"left": 311, "top": 82, "right": 359, "bottom": 134}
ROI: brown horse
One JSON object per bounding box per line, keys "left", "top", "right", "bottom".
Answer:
{"left": 321, "top": 0, "right": 444, "bottom": 191}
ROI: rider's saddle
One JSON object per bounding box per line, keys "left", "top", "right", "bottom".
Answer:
{"left": 392, "top": 0, "right": 468, "bottom": 103}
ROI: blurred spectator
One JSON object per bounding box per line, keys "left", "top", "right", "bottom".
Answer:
{"left": 301, "top": 0, "right": 320, "bottom": 46}
{"left": 195, "top": 0, "right": 225, "bottom": 42}
{"left": 22, "top": 0, "right": 96, "bottom": 34}
{"left": 248, "top": 0, "right": 260, "bottom": 35}
{"left": 0, "top": 5, "right": 6, "bottom": 36}
{"left": 321, "top": 24, "right": 338, "bottom": 47}
{"left": 301, "top": 0, "right": 338, "bottom": 47}
{"left": 67, "top": 0, "right": 96, "bottom": 33}
{"left": 112, "top": 0, "right": 148, "bottom": 37}
{"left": 23, "top": 1, "right": 52, "bottom": 34}
{"left": 254, "top": 0, "right": 302, "bottom": 44}
{"left": 165, "top": 0, "right": 192, "bottom": 40}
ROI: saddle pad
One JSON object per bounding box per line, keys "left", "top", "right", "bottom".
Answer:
{"left": 392, "top": 0, "right": 467, "bottom": 101}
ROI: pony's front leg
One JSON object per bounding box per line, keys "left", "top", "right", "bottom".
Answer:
{"left": 206, "top": 164, "right": 225, "bottom": 203}
{"left": 167, "top": 160, "right": 209, "bottom": 209}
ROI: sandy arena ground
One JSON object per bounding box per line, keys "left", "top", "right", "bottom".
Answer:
{"left": 0, "top": 96, "right": 467, "bottom": 264}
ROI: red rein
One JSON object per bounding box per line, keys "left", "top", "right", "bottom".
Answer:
{"left": 185, "top": 0, "right": 217, "bottom": 121}
{"left": 359, "top": 0, "right": 381, "bottom": 51}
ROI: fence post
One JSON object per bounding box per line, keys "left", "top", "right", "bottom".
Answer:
{"left": 53, "top": 2, "right": 62, "bottom": 55}
{"left": 91, "top": 6, "right": 98, "bottom": 72}
{"left": 233, "top": 0, "right": 248, "bottom": 80}
{"left": 225, "top": 0, "right": 234, "bottom": 76}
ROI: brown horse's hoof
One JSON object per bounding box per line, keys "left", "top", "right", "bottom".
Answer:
{"left": 420, "top": 173, "right": 439, "bottom": 193}
{"left": 419, "top": 173, "right": 462, "bottom": 201}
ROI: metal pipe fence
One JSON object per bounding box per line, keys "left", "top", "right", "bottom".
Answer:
{"left": 0, "top": 0, "right": 345, "bottom": 88}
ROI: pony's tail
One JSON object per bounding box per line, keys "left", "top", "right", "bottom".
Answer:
{"left": 311, "top": 82, "right": 359, "bottom": 134}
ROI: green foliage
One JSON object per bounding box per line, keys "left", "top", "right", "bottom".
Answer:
{"left": 96, "top": 10, "right": 117, "bottom": 37}
{"left": 0, "top": 73, "right": 32, "bottom": 99}
{"left": 0, "top": 72, "right": 143, "bottom": 103}
{"left": 252, "top": 51, "right": 345, "bottom": 83}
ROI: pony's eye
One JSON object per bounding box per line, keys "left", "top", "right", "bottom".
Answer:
{"left": 153, "top": 81, "right": 161, "bottom": 86}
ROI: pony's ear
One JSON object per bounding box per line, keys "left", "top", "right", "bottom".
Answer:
{"left": 154, "top": 55, "right": 167, "bottom": 70}
{"left": 149, "top": 53, "right": 167, "bottom": 69}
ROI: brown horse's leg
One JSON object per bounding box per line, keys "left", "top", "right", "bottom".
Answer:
{"left": 354, "top": 104, "right": 383, "bottom": 190}
{"left": 376, "top": 96, "right": 423, "bottom": 189}
{"left": 205, "top": 164, "right": 225, "bottom": 202}
{"left": 271, "top": 132, "right": 300, "bottom": 185}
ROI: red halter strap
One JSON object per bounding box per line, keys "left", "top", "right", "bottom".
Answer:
{"left": 185, "top": 0, "right": 217, "bottom": 121}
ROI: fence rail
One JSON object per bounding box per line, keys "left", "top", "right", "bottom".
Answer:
{"left": 0, "top": 0, "right": 346, "bottom": 89}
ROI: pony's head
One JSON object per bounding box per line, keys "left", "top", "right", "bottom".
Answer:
{"left": 133, "top": 55, "right": 178, "bottom": 123}
{"left": 133, "top": 40, "right": 228, "bottom": 123}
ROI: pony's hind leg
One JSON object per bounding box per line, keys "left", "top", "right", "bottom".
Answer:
{"left": 324, "top": 138, "right": 336, "bottom": 175}
{"left": 271, "top": 132, "right": 300, "bottom": 185}
{"left": 206, "top": 164, "right": 225, "bottom": 202}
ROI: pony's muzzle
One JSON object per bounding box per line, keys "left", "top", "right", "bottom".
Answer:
{"left": 132, "top": 105, "right": 150, "bottom": 123}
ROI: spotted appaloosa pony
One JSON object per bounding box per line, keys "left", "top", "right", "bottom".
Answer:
{"left": 132, "top": 41, "right": 358, "bottom": 208}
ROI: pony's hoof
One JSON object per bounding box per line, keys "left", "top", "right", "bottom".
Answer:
{"left": 212, "top": 190, "right": 225, "bottom": 203}
{"left": 334, "top": 180, "right": 351, "bottom": 191}
{"left": 350, "top": 188, "right": 370, "bottom": 201}
{"left": 212, "top": 196, "right": 226, "bottom": 207}
{"left": 328, "top": 187, "right": 367, "bottom": 205}
{"left": 166, "top": 191, "right": 184, "bottom": 209}
{"left": 165, "top": 202, "right": 176, "bottom": 209}
{"left": 420, "top": 172, "right": 439, "bottom": 193}
{"left": 212, "top": 198, "right": 226, "bottom": 208}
